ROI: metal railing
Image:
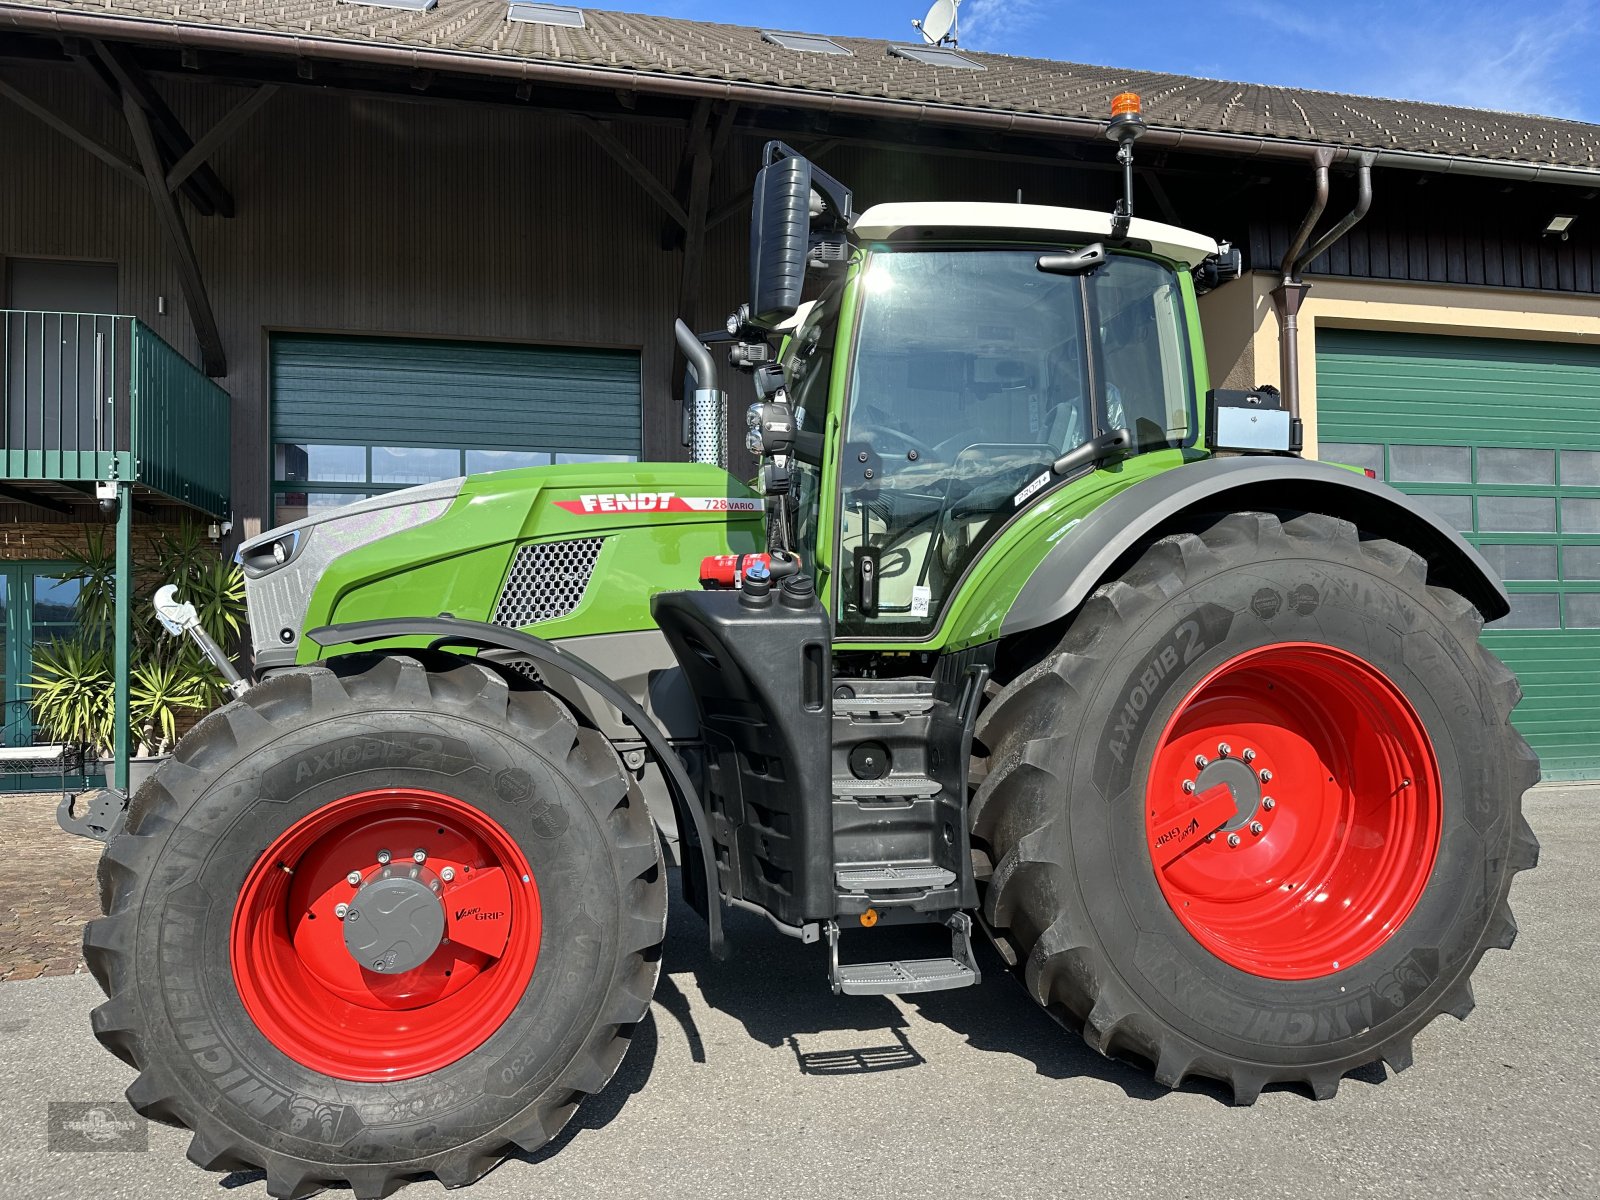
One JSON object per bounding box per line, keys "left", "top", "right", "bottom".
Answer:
{"left": 1, "top": 310, "right": 230, "bottom": 517}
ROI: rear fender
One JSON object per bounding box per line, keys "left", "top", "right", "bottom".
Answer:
{"left": 1002, "top": 456, "right": 1509, "bottom": 636}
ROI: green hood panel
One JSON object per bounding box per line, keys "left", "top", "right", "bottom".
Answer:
{"left": 299, "top": 463, "right": 763, "bottom": 662}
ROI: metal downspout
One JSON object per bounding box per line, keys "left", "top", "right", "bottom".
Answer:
{"left": 1271, "top": 151, "right": 1375, "bottom": 426}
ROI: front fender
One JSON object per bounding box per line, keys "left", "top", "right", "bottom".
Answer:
{"left": 306, "top": 616, "right": 726, "bottom": 958}
{"left": 1002, "top": 456, "right": 1509, "bottom": 636}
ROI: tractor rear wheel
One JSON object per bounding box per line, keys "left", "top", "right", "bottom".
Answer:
{"left": 971, "top": 511, "right": 1539, "bottom": 1102}
{"left": 85, "top": 654, "right": 665, "bottom": 1198}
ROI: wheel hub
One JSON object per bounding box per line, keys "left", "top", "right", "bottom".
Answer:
{"left": 342, "top": 867, "right": 445, "bottom": 974}
{"left": 1144, "top": 642, "right": 1442, "bottom": 980}
{"left": 1192, "top": 754, "right": 1263, "bottom": 833}
{"left": 231, "top": 788, "right": 542, "bottom": 1082}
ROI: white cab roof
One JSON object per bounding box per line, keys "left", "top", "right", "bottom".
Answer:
{"left": 852, "top": 202, "right": 1219, "bottom": 267}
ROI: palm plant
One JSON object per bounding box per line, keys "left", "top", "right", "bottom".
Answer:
{"left": 29, "top": 636, "right": 115, "bottom": 753}
{"left": 29, "top": 520, "right": 245, "bottom": 761}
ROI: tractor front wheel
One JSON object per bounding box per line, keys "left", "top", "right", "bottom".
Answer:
{"left": 972, "top": 511, "right": 1538, "bottom": 1102}
{"left": 85, "top": 654, "right": 665, "bottom": 1198}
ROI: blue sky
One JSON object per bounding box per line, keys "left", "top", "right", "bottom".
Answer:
{"left": 606, "top": 1, "right": 1600, "bottom": 123}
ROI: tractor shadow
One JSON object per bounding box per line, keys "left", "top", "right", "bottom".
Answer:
{"left": 653, "top": 872, "right": 1180, "bottom": 1100}
{"left": 654, "top": 872, "right": 1384, "bottom": 1105}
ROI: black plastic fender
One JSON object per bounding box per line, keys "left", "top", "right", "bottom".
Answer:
{"left": 307, "top": 616, "right": 726, "bottom": 957}
{"left": 1002, "top": 456, "right": 1510, "bottom": 637}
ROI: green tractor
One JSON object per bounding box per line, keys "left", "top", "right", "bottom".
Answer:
{"left": 83, "top": 105, "right": 1537, "bottom": 1199}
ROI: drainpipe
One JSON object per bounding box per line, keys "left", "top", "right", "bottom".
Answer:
{"left": 1270, "top": 150, "right": 1375, "bottom": 428}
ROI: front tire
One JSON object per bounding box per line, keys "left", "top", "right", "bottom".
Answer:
{"left": 972, "top": 511, "right": 1539, "bottom": 1102}
{"left": 86, "top": 654, "right": 665, "bottom": 1198}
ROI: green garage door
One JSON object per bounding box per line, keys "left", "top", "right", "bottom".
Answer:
{"left": 270, "top": 334, "right": 640, "bottom": 525}
{"left": 1318, "top": 329, "right": 1600, "bottom": 779}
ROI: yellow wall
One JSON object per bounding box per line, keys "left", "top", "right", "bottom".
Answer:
{"left": 1200, "top": 273, "right": 1600, "bottom": 459}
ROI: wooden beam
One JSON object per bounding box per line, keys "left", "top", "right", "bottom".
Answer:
{"left": 122, "top": 92, "right": 228, "bottom": 377}
{"left": 0, "top": 75, "right": 144, "bottom": 188}
{"left": 0, "top": 484, "right": 73, "bottom": 515}
{"left": 94, "top": 40, "right": 234, "bottom": 218}
{"left": 577, "top": 115, "right": 688, "bottom": 230}
{"left": 679, "top": 103, "right": 734, "bottom": 324}
{"left": 165, "top": 84, "right": 278, "bottom": 194}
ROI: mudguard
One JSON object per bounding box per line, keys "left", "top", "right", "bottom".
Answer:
{"left": 306, "top": 616, "right": 727, "bottom": 957}
{"left": 1002, "top": 456, "right": 1510, "bottom": 636}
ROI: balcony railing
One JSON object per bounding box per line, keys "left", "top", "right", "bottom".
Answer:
{"left": 1, "top": 310, "right": 231, "bottom": 517}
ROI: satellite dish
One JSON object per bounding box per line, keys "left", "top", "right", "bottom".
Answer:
{"left": 913, "top": 0, "right": 959, "bottom": 45}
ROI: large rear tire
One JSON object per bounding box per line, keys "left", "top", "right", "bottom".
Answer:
{"left": 971, "top": 511, "right": 1539, "bottom": 1102}
{"left": 85, "top": 654, "right": 665, "bottom": 1198}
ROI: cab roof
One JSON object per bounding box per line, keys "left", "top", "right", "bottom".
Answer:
{"left": 852, "top": 202, "right": 1220, "bottom": 268}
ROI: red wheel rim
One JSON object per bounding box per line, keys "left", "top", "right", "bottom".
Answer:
{"left": 231, "top": 788, "right": 541, "bottom": 1081}
{"left": 1144, "top": 643, "right": 1441, "bottom": 980}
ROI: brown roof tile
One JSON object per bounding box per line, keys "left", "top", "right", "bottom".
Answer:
{"left": 5, "top": 1, "right": 1598, "bottom": 168}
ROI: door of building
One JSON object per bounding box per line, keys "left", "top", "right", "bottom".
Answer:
{"left": 1317, "top": 328, "right": 1600, "bottom": 779}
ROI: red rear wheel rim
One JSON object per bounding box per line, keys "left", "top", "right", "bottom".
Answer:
{"left": 1144, "top": 642, "right": 1441, "bottom": 980}
{"left": 231, "top": 788, "right": 541, "bottom": 1081}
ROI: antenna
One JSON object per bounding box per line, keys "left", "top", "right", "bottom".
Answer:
{"left": 911, "top": 0, "right": 960, "bottom": 46}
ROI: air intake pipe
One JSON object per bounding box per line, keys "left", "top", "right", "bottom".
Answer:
{"left": 676, "top": 319, "right": 726, "bottom": 469}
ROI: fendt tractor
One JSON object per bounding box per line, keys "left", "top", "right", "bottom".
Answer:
{"left": 77, "top": 96, "right": 1537, "bottom": 1198}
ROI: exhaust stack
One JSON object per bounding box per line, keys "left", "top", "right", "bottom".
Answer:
{"left": 676, "top": 319, "right": 726, "bottom": 468}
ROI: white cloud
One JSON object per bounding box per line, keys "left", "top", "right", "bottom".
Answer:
{"left": 1223, "top": 0, "right": 1594, "bottom": 120}
{"left": 956, "top": 0, "right": 1051, "bottom": 51}
{"left": 1360, "top": 7, "right": 1591, "bottom": 119}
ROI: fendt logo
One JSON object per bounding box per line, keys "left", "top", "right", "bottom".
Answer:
{"left": 553, "top": 492, "right": 762, "bottom": 516}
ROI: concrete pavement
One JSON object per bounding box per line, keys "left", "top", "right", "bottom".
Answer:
{"left": 1, "top": 785, "right": 1594, "bottom": 1200}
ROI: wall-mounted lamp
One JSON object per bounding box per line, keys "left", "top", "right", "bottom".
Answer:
{"left": 1544, "top": 215, "right": 1577, "bottom": 240}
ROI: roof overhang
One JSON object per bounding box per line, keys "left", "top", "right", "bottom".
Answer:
{"left": 5, "top": 4, "right": 1600, "bottom": 188}
{"left": 854, "top": 202, "right": 1220, "bottom": 267}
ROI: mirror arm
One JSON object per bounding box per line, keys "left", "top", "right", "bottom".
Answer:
{"left": 1052, "top": 428, "right": 1132, "bottom": 476}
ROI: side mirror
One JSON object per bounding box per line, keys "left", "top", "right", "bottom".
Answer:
{"left": 1037, "top": 243, "right": 1107, "bottom": 276}
{"left": 1195, "top": 241, "right": 1243, "bottom": 293}
{"left": 748, "top": 154, "right": 812, "bottom": 329}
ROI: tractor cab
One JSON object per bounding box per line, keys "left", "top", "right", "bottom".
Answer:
{"left": 776, "top": 201, "right": 1219, "bottom": 639}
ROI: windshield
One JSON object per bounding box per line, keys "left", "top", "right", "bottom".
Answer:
{"left": 836, "top": 247, "right": 1193, "bottom": 638}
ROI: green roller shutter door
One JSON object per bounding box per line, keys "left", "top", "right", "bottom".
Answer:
{"left": 1317, "top": 328, "right": 1600, "bottom": 779}
{"left": 271, "top": 334, "right": 641, "bottom": 457}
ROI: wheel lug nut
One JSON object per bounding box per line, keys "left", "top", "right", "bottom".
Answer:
{"left": 440, "top": 867, "right": 456, "bottom": 883}
{"left": 413, "top": 848, "right": 427, "bottom": 864}
{"left": 334, "top": 903, "right": 349, "bottom": 919}
{"left": 1249, "top": 821, "right": 1264, "bottom": 836}
{"left": 1258, "top": 769, "right": 1273, "bottom": 784}
{"left": 1262, "top": 797, "right": 1275, "bottom": 811}
{"left": 1182, "top": 780, "right": 1196, "bottom": 794}
{"left": 1242, "top": 749, "right": 1256, "bottom": 763}
{"left": 1194, "top": 755, "right": 1208, "bottom": 770}
{"left": 346, "top": 871, "right": 362, "bottom": 887}
{"left": 1217, "top": 743, "right": 1231, "bottom": 757}
{"left": 1227, "top": 833, "right": 1241, "bottom": 848}
{"left": 376, "top": 849, "right": 391, "bottom": 865}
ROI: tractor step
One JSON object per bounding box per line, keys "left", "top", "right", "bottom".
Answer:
{"left": 833, "top": 693, "right": 936, "bottom": 718}
{"left": 832, "top": 775, "right": 940, "bottom": 798}
{"left": 826, "top": 913, "right": 980, "bottom": 996}
{"left": 836, "top": 864, "right": 956, "bottom": 892}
